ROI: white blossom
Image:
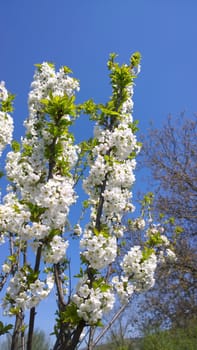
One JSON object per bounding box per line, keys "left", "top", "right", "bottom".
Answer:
{"left": 0, "top": 112, "right": 13, "bottom": 155}
{"left": 3, "top": 270, "right": 54, "bottom": 312}
{"left": 2, "top": 263, "right": 11, "bottom": 274}
{"left": 80, "top": 229, "right": 117, "bottom": 269}
{"left": 0, "top": 81, "right": 9, "bottom": 101}
{"left": 112, "top": 276, "right": 134, "bottom": 304}
{"left": 73, "top": 275, "right": 115, "bottom": 324}
{"left": 121, "top": 246, "right": 157, "bottom": 291}
{"left": 42, "top": 235, "right": 69, "bottom": 264}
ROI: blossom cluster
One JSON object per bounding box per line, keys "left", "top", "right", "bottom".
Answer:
{"left": 111, "top": 244, "right": 158, "bottom": 305}
{"left": 77, "top": 62, "right": 145, "bottom": 321}
{"left": 1, "top": 63, "right": 79, "bottom": 313}
{"left": 83, "top": 85, "right": 138, "bottom": 227}
{"left": 0, "top": 81, "right": 14, "bottom": 155}
{"left": 3, "top": 63, "right": 78, "bottom": 233}
{"left": 121, "top": 245, "right": 157, "bottom": 291}
{"left": 3, "top": 270, "right": 54, "bottom": 313}
{"left": 28, "top": 62, "right": 79, "bottom": 116}
{"left": 80, "top": 229, "right": 117, "bottom": 269}
{"left": 112, "top": 275, "right": 134, "bottom": 304}
{"left": 72, "top": 274, "right": 115, "bottom": 325}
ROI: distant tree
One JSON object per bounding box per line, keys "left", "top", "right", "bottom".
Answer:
{"left": 141, "top": 115, "right": 197, "bottom": 237}
{"left": 29, "top": 329, "right": 51, "bottom": 350}
{"left": 138, "top": 115, "right": 197, "bottom": 330}
{"left": 0, "top": 329, "right": 51, "bottom": 350}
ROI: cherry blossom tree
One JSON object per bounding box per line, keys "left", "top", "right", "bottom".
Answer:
{"left": 0, "top": 54, "right": 175, "bottom": 350}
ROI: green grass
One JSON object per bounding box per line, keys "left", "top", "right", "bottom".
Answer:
{"left": 94, "top": 318, "right": 197, "bottom": 350}
{"left": 139, "top": 319, "right": 197, "bottom": 350}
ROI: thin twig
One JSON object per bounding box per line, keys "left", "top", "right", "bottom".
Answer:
{"left": 92, "top": 303, "right": 128, "bottom": 348}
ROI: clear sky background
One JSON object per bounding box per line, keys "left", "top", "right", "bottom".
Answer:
{"left": 1, "top": 0, "right": 197, "bottom": 339}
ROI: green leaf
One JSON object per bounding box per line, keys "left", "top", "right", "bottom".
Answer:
{"left": 95, "top": 320, "right": 103, "bottom": 327}
{"left": 169, "top": 217, "right": 175, "bottom": 224}
{"left": 128, "top": 120, "right": 139, "bottom": 133}
{"left": 100, "top": 283, "right": 110, "bottom": 292}
{"left": 63, "top": 65, "right": 72, "bottom": 74}
{"left": 130, "top": 51, "right": 141, "bottom": 68}
{"left": 9, "top": 306, "right": 21, "bottom": 315}
{"left": 174, "top": 226, "right": 183, "bottom": 234}
{"left": 107, "top": 53, "right": 118, "bottom": 70}
{"left": 41, "top": 94, "right": 76, "bottom": 118}
{"left": 25, "top": 202, "right": 46, "bottom": 222}
{"left": 23, "top": 143, "right": 33, "bottom": 156}
{"left": 1, "top": 93, "right": 15, "bottom": 112}
{"left": 83, "top": 200, "right": 89, "bottom": 209}
{"left": 141, "top": 247, "right": 154, "bottom": 262}
{"left": 61, "top": 303, "right": 81, "bottom": 325}
{"left": 11, "top": 140, "right": 20, "bottom": 152}
{"left": 109, "top": 52, "right": 118, "bottom": 61}
{"left": 99, "top": 105, "right": 120, "bottom": 117}
{"left": 34, "top": 63, "right": 42, "bottom": 70}
{"left": 12, "top": 204, "right": 21, "bottom": 213}
{"left": 93, "top": 227, "right": 99, "bottom": 236}
{"left": 141, "top": 192, "right": 154, "bottom": 206}
{"left": 8, "top": 255, "right": 17, "bottom": 263}
{"left": 147, "top": 231, "right": 164, "bottom": 247}
{"left": 74, "top": 267, "right": 84, "bottom": 279}
{"left": 82, "top": 99, "right": 97, "bottom": 115}
{"left": 0, "top": 321, "right": 13, "bottom": 335}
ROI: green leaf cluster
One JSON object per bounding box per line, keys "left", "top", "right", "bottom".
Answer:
{"left": 141, "top": 192, "right": 154, "bottom": 207}
{"left": 107, "top": 53, "right": 137, "bottom": 113}
{"left": 128, "top": 120, "right": 139, "bottom": 133}
{"left": 78, "top": 53, "right": 141, "bottom": 133}
{"left": 81, "top": 99, "right": 97, "bottom": 115}
{"left": 130, "top": 51, "right": 141, "bottom": 69}
{"left": 92, "top": 278, "right": 110, "bottom": 292}
{"left": 147, "top": 231, "right": 164, "bottom": 247}
{"left": 174, "top": 225, "right": 183, "bottom": 235}
{"left": 141, "top": 246, "right": 154, "bottom": 262}
{"left": 83, "top": 199, "right": 89, "bottom": 209}
{"left": 93, "top": 225, "right": 110, "bottom": 238}
{"left": 8, "top": 254, "right": 17, "bottom": 264}
{"left": 1, "top": 93, "right": 15, "bottom": 112}
{"left": 0, "top": 321, "right": 13, "bottom": 335}
{"left": 79, "top": 138, "right": 98, "bottom": 155}
{"left": 60, "top": 303, "right": 81, "bottom": 325}
{"left": 23, "top": 201, "right": 46, "bottom": 222}
{"left": 9, "top": 306, "right": 21, "bottom": 315}
{"left": 21, "top": 265, "right": 40, "bottom": 285}
{"left": 12, "top": 203, "right": 21, "bottom": 213}
{"left": 43, "top": 228, "right": 62, "bottom": 245}
{"left": 11, "top": 140, "right": 20, "bottom": 152}
{"left": 23, "top": 143, "right": 33, "bottom": 157}
{"left": 63, "top": 65, "right": 72, "bottom": 74}
{"left": 41, "top": 93, "right": 76, "bottom": 119}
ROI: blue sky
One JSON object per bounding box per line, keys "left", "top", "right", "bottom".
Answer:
{"left": 1, "top": 0, "right": 197, "bottom": 136}
{"left": 1, "top": 0, "right": 197, "bottom": 339}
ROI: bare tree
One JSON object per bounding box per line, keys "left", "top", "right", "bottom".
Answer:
{"left": 141, "top": 114, "right": 197, "bottom": 236}
{"left": 138, "top": 115, "right": 197, "bottom": 330}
